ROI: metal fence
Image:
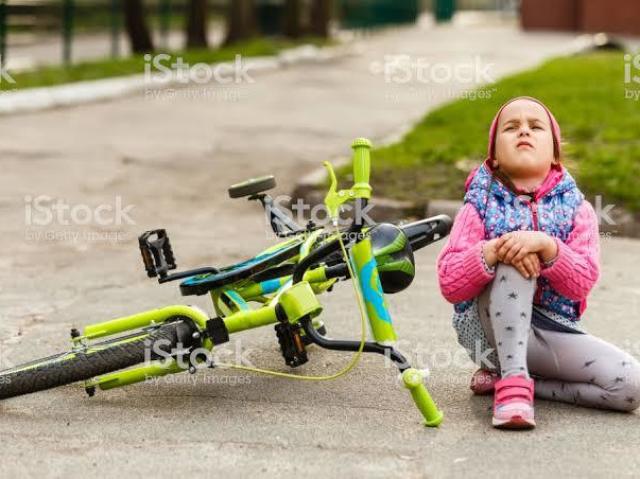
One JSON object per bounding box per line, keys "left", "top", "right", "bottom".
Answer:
{"left": 0, "top": 0, "right": 227, "bottom": 68}
{"left": 0, "top": 0, "right": 520, "bottom": 71}
{"left": 340, "top": 0, "right": 420, "bottom": 29}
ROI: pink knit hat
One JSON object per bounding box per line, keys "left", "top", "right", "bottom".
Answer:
{"left": 487, "top": 96, "right": 562, "bottom": 162}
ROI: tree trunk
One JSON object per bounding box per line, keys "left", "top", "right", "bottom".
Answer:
{"left": 123, "top": 0, "right": 154, "bottom": 53}
{"left": 310, "top": 0, "right": 332, "bottom": 38}
{"left": 186, "top": 0, "right": 209, "bottom": 48}
{"left": 224, "top": 0, "right": 256, "bottom": 45}
{"left": 283, "top": 0, "right": 302, "bottom": 38}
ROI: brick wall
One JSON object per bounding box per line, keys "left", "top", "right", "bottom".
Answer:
{"left": 521, "top": 0, "right": 640, "bottom": 36}
{"left": 521, "top": 0, "right": 579, "bottom": 31}
{"left": 580, "top": 0, "right": 640, "bottom": 35}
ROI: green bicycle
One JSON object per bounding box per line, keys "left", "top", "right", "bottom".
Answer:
{"left": 0, "top": 138, "right": 452, "bottom": 427}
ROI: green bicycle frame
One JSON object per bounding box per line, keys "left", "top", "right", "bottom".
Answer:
{"left": 76, "top": 137, "right": 443, "bottom": 427}
{"left": 349, "top": 237, "right": 397, "bottom": 344}
{"left": 79, "top": 234, "right": 328, "bottom": 392}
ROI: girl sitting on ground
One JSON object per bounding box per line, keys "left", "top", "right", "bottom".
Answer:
{"left": 437, "top": 96, "right": 640, "bottom": 429}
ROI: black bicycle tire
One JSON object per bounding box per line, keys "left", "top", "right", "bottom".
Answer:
{"left": 0, "top": 322, "right": 189, "bottom": 400}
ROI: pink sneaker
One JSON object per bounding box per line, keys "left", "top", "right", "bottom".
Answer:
{"left": 492, "top": 375, "right": 536, "bottom": 429}
{"left": 470, "top": 369, "right": 499, "bottom": 395}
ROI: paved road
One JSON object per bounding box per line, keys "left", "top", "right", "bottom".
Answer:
{"left": 1, "top": 18, "right": 639, "bottom": 478}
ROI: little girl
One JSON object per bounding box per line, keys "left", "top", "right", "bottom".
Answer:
{"left": 437, "top": 96, "right": 640, "bottom": 429}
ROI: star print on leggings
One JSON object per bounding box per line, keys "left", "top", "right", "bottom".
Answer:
{"left": 499, "top": 275, "right": 507, "bottom": 282}
{"left": 583, "top": 359, "right": 596, "bottom": 368}
{"left": 508, "top": 292, "right": 518, "bottom": 300}
{"left": 626, "top": 397, "right": 636, "bottom": 404}
{"left": 520, "top": 312, "right": 527, "bottom": 319}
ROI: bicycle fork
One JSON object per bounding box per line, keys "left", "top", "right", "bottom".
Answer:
{"left": 341, "top": 236, "right": 443, "bottom": 427}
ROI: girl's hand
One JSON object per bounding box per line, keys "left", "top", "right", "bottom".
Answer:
{"left": 482, "top": 238, "right": 501, "bottom": 268}
{"left": 511, "top": 252, "right": 540, "bottom": 279}
{"left": 495, "top": 231, "right": 557, "bottom": 265}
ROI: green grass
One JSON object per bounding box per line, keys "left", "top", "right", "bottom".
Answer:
{"left": 0, "top": 37, "right": 329, "bottom": 91}
{"left": 363, "top": 52, "right": 640, "bottom": 212}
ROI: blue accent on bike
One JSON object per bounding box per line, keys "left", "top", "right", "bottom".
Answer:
{"left": 260, "top": 279, "right": 282, "bottom": 295}
{"left": 181, "top": 253, "right": 271, "bottom": 285}
{"left": 225, "top": 290, "right": 250, "bottom": 311}
{"left": 179, "top": 239, "right": 304, "bottom": 297}
{"left": 360, "top": 259, "right": 392, "bottom": 323}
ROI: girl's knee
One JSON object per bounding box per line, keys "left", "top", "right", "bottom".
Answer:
{"left": 494, "top": 262, "right": 530, "bottom": 283}
{"left": 492, "top": 263, "right": 535, "bottom": 292}
{"left": 495, "top": 262, "right": 519, "bottom": 276}
{"left": 608, "top": 357, "right": 640, "bottom": 412}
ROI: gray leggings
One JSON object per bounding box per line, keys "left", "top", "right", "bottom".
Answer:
{"left": 476, "top": 263, "right": 640, "bottom": 412}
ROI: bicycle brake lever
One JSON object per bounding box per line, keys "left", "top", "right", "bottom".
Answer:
{"left": 323, "top": 161, "right": 346, "bottom": 222}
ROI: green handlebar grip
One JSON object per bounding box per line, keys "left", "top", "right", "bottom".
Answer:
{"left": 402, "top": 368, "right": 444, "bottom": 427}
{"left": 351, "top": 138, "right": 372, "bottom": 199}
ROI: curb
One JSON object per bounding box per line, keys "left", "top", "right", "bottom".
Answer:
{"left": 291, "top": 162, "right": 640, "bottom": 238}
{"left": 0, "top": 43, "right": 355, "bottom": 116}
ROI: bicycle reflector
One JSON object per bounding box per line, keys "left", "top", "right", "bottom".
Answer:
{"left": 370, "top": 223, "right": 416, "bottom": 294}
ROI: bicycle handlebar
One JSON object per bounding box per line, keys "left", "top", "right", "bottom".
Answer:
{"left": 291, "top": 211, "right": 365, "bottom": 284}
{"left": 350, "top": 138, "right": 372, "bottom": 199}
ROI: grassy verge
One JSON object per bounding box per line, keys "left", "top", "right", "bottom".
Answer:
{"left": 0, "top": 37, "right": 329, "bottom": 91}
{"left": 363, "top": 52, "right": 640, "bottom": 212}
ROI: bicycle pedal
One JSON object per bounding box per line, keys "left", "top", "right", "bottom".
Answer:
{"left": 138, "top": 229, "right": 177, "bottom": 279}
{"left": 275, "top": 323, "right": 308, "bottom": 368}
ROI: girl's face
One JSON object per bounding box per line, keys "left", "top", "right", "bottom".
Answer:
{"left": 493, "top": 99, "right": 556, "bottom": 181}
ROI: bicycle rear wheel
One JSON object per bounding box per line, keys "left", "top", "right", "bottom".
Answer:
{"left": 0, "top": 319, "right": 195, "bottom": 400}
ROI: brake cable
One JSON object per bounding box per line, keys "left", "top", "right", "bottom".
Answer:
{"left": 215, "top": 220, "right": 368, "bottom": 381}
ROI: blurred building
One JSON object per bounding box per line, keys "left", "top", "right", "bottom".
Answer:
{"left": 521, "top": 0, "right": 640, "bottom": 36}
